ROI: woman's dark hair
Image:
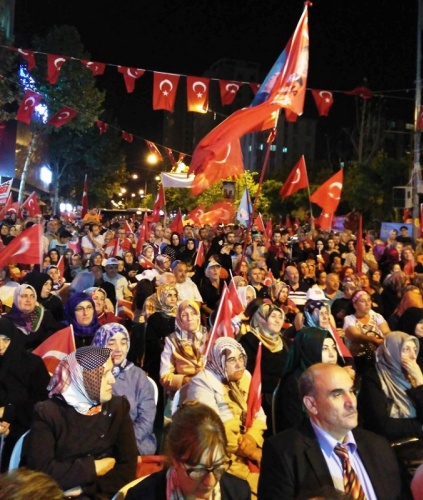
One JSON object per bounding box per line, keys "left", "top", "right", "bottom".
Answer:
{"left": 244, "top": 298, "right": 265, "bottom": 319}
{"left": 165, "top": 401, "right": 228, "bottom": 465}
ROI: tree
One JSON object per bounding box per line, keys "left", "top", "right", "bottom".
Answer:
{"left": 16, "top": 25, "right": 107, "bottom": 205}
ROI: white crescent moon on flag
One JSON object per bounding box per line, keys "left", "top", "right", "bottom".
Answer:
{"left": 328, "top": 182, "right": 342, "bottom": 200}
{"left": 192, "top": 81, "right": 207, "bottom": 93}
{"left": 28, "top": 199, "right": 34, "bottom": 208}
{"left": 213, "top": 144, "right": 231, "bottom": 164}
{"left": 18, "top": 49, "right": 30, "bottom": 56}
{"left": 58, "top": 112, "right": 70, "bottom": 120}
{"left": 159, "top": 79, "right": 173, "bottom": 92}
{"left": 14, "top": 237, "right": 30, "bottom": 256}
{"left": 319, "top": 90, "right": 333, "bottom": 100}
{"left": 24, "top": 97, "right": 35, "bottom": 109}
{"left": 291, "top": 168, "right": 301, "bottom": 185}
{"left": 87, "top": 62, "right": 98, "bottom": 71}
{"left": 220, "top": 208, "right": 231, "bottom": 221}
{"left": 54, "top": 57, "right": 66, "bottom": 68}
{"left": 40, "top": 350, "right": 67, "bottom": 361}
{"left": 226, "top": 83, "right": 239, "bottom": 92}
{"left": 127, "top": 68, "right": 142, "bottom": 78}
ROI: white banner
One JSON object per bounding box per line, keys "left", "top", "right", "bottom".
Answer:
{"left": 0, "top": 180, "right": 12, "bottom": 206}
{"left": 161, "top": 172, "right": 194, "bottom": 188}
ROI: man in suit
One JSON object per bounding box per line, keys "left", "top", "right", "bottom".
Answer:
{"left": 258, "top": 363, "right": 405, "bottom": 500}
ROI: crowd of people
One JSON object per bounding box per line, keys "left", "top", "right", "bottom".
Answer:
{"left": 0, "top": 211, "right": 423, "bottom": 498}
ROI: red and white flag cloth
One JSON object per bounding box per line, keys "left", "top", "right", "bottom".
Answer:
{"left": 311, "top": 89, "right": 334, "bottom": 117}
{"left": 279, "top": 155, "right": 309, "bottom": 199}
{"left": 117, "top": 66, "right": 145, "bottom": 93}
{"left": 169, "top": 208, "right": 183, "bottom": 234}
{"left": 16, "top": 90, "right": 42, "bottom": 124}
{"left": 310, "top": 169, "right": 344, "bottom": 214}
{"left": 47, "top": 106, "right": 78, "bottom": 128}
{"left": 228, "top": 277, "right": 244, "bottom": 316}
{"left": 187, "top": 206, "right": 205, "bottom": 226}
{"left": 21, "top": 191, "right": 41, "bottom": 217}
{"left": 165, "top": 148, "right": 177, "bottom": 168}
{"left": 187, "top": 76, "right": 210, "bottom": 113}
{"left": 96, "top": 120, "right": 108, "bottom": 134}
{"left": 194, "top": 241, "right": 205, "bottom": 268}
{"left": 17, "top": 48, "right": 36, "bottom": 70}
{"left": 0, "top": 223, "right": 43, "bottom": 267}
{"left": 317, "top": 210, "right": 334, "bottom": 231}
{"left": 265, "top": 218, "right": 273, "bottom": 241}
{"left": 0, "top": 180, "right": 13, "bottom": 206}
{"left": 203, "top": 284, "right": 235, "bottom": 358}
{"left": 344, "top": 86, "right": 372, "bottom": 99}
{"left": 153, "top": 72, "right": 180, "bottom": 111}
{"left": 81, "top": 60, "right": 106, "bottom": 76}
{"left": 57, "top": 255, "right": 65, "bottom": 279}
{"left": 136, "top": 214, "right": 149, "bottom": 257}
{"left": 81, "top": 175, "right": 88, "bottom": 218}
{"left": 198, "top": 201, "right": 235, "bottom": 226}
{"left": 151, "top": 184, "right": 165, "bottom": 223}
{"left": 219, "top": 80, "right": 242, "bottom": 106}
{"left": 253, "top": 213, "right": 265, "bottom": 233}
{"left": 145, "top": 140, "right": 163, "bottom": 162}
{"left": 47, "top": 54, "right": 68, "bottom": 84}
{"left": 263, "top": 269, "right": 276, "bottom": 287}
{"left": 161, "top": 173, "right": 195, "bottom": 189}
{"left": 33, "top": 326, "right": 76, "bottom": 375}
{"left": 138, "top": 255, "right": 156, "bottom": 270}
{"left": 122, "top": 131, "right": 133, "bottom": 143}
{"left": 123, "top": 220, "right": 133, "bottom": 235}
{"left": 116, "top": 299, "right": 135, "bottom": 322}
{"left": 245, "top": 341, "right": 262, "bottom": 472}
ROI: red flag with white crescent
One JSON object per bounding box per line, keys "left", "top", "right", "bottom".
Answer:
{"left": 145, "top": 140, "right": 163, "bottom": 162}
{"left": 136, "top": 214, "right": 149, "bottom": 257}
{"left": 194, "top": 241, "right": 205, "bottom": 268}
{"left": 279, "top": 155, "right": 309, "bottom": 199}
{"left": 219, "top": 80, "right": 242, "bottom": 106}
{"left": 253, "top": 213, "right": 265, "bottom": 233}
{"left": 228, "top": 277, "right": 244, "bottom": 316}
{"left": 21, "top": 191, "right": 41, "bottom": 217}
{"left": 17, "top": 48, "right": 36, "bottom": 70}
{"left": 117, "top": 66, "right": 145, "bottom": 93}
{"left": 311, "top": 89, "right": 334, "bottom": 117}
{"left": 153, "top": 72, "right": 180, "bottom": 111}
{"left": 122, "top": 131, "right": 133, "bottom": 143}
{"left": 47, "top": 54, "right": 68, "bottom": 84}
{"left": 81, "top": 60, "right": 106, "bottom": 76}
{"left": 16, "top": 90, "right": 43, "bottom": 125}
{"left": 81, "top": 175, "right": 88, "bottom": 218}
{"left": 187, "top": 76, "right": 210, "bottom": 113}
{"left": 33, "top": 325, "right": 76, "bottom": 375}
{"left": 245, "top": 342, "right": 262, "bottom": 430}
{"left": 169, "top": 208, "right": 183, "bottom": 234}
{"left": 57, "top": 255, "right": 65, "bottom": 279}
{"left": 152, "top": 185, "right": 165, "bottom": 223}
{"left": 47, "top": 106, "right": 78, "bottom": 128}
{"left": 0, "top": 224, "right": 43, "bottom": 267}
{"left": 310, "top": 169, "right": 344, "bottom": 213}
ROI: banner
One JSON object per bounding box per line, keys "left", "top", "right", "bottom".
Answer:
{"left": 161, "top": 172, "right": 195, "bottom": 188}
{"left": 0, "top": 180, "right": 12, "bottom": 206}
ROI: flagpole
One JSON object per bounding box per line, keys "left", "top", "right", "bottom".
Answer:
{"left": 306, "top": 183, "right": 315, "bottom": 233}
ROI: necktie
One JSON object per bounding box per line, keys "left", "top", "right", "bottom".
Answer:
{"left": 334, "top": 444, "right": 366, "bottom": 500}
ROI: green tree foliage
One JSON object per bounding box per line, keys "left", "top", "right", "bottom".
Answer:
{"left": 0, "top": 37, "right": 21, "bottom": 123}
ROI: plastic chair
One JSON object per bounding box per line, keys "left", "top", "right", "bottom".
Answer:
{"left": 147, "top": 376, "right": 158, "bottom": 405}
{"left": 8, "top": 430, "right": 29, "bottom": 470}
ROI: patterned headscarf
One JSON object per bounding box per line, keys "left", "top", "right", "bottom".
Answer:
{"left": 155, "top": 283, "right": 178, "bottom": 316}
{"left": 303, "top": 300, "right": 329, "bottom": 328}
{"left": 250, "top": 303, "right": 284, "bottom": 352}
{"left": 92, "top": 322, "right": 133, "bottom": 376}
{"left": 206, "top": 337, "right": 248, "bottom": 424}
{"left": 64, "top": 292, "right": 100, "bottom": 338}
{"left": 4, "top": 284, "right": 44, "bottom": 334}
{"left": 376, "top": 331, "right": 419, "bottom": 419}
{"left": 48, "top": 346, "right": 112, "bottom": 415}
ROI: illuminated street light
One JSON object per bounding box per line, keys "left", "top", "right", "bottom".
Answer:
{"left": 146, "top": 153, "right": 159, "bottom": 165}
{"left": 132, "top": 174, "right": 138, "bottom": 179}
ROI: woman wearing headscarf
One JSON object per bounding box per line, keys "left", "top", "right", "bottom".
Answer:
{"left": 64, "top": 292, "right": 100, "bottom": 348}
{"left": 160, "top": 300, "right": 207, "bottom": 412}
{"left": 26, "top": 346, "right": 138, "bottom": 498}
{"left": 84, "top": 287, "right": 121, "bottom": 326}
{"left": 88, "top": 251, "right": 104, "bottom": 269}
{"left": 185, "top": 337, "right": 267, "bottom": 497}
{"left": 4, "top": 284, "right": 62, "bottom": 349}
{"left": 22, "top": 271, "right": 64, "bottom": 322}
{"left": 398, "top": 307, "right": 423, "bottom": 364}
{"left": 144, "top": 283, "right": 178, "bottom": 430}
{"left": 122, "top": 251, "right": 140, "bottom": 284}
{"left": 358, "top": 331, "right": 423, "bottom": 442}
{"left": 0, "top": 319, "right": 50, "bottom": 471}
{"left": 273, "top": 327, "right": 343, "bottom": 434}
{"left": 162, "top": 232, "right": 185, "bottom": 262}
{"left": 239, "top": 303, "right": 289, "bottom": 437}
{"left": 178, "top": 237, "right": 197, "bottom": 271}
{"left": 92, "top": 323, "right": 157, "bottom": 455}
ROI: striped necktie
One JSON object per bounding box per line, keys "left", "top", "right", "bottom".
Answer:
{"left": 334, "top": 444, "right": 366, "bottom": 500}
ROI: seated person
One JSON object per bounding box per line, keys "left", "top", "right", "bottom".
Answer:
{"left": 25, "top": 346, "right": 138, "bottom": 498}
{"left": 126, "top": 401, "right": 250, "bottom": 500}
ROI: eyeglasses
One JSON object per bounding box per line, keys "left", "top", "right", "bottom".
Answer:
{"left": 180, "top": 460, "right": 232, "bottom": 480}
{"left": 226, "top": 354, "right": 246, "bottom": 366}
{"left": 75, "top": 305, "right": 94, "bottom": 313}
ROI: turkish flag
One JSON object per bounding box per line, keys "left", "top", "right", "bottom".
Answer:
{"left": 0, "top": 194, "right": 13, "bottom": 220}
{"left": 245, "top": 341, "right": 262, "bottom": 428}
{"left": 16, "top": 90, "right": 43, "bottom": 125}
{"left": 187, "top": 206, "right": 205, "bottom": 226}
{"left": 186, "top": 76, "right": 210, "bottom": 113}
{"left": 153, "top": 72, "right": 180, "bottom": 111}
{"left": 265, "top": 218, "right": 273, "bottom": 241}
{"left": 81, "top": 174, "right": 88, "bottom": 218}
{"left": 152, "top": 184, "right": 165, "bottom": 223}
{"left": 284, "top": 108, "right": 298, "bottom": 122}
{"left": 17, "top": 48, "right": 36, "bottom": 71}
{"left": 219, "top": 80, "right": 242, "bottom": 105}
{"left": 145, "top": 140, "right": 163, "bottom": 162}
{"left": 165, "top": 148, "right": 177, "bottom": 168}
{"left": 279, "top": 155, "right": 309, "bottom": 199}
{"left": 122, "top": 131, "right": 133, "bottom": 143}
{"left": 81, "top": 60, "right": 106, "bottom": 75}
{"left": 47, "top": 106, "right": 78, "bottom": 128}
{"left": 116, "top": 299, "right": 135, "bottom": 322}
{"left": 311, "top": 89, "right": 334, "bottom": 117}
{"left": 194, "top": 241, "right": 205, "bottom": 268}
{"left": 169, "top": 208, "right": 183, "bottom": 234}
{"left": 33, "top": 326, "right": 76, "bottom": 375}
{"left": 344, "top": 86, "right": 372, "bottom": 99}
{"left": 310, "top": 169, "right": 344, "bottom": 213}
{"left": 249, "top": 83, "right": 260, "bottom": 95}
{"left": 117, "top": 66, "right": 145, "bottom": 93}
{"left": 136, "top": 214, "right": 149, "bottom": 256}
{"left": 21, "top": 191, "right": 41, "bottom": 217}
{"left": 57, "top": 255, "right": 65, "bottom": 278}
{"left": 199, "top": 202, "right": 235, "bottom": 226}
{"left": 228, "top": 278, "right": 244, "bottom": 316}
{"left": 47, "top": 54, "right": 68, "bottom": 84}
{"left": 96, "top": 120, "right": 108, "bottom": 134}
{"left": 0, "top": 223, "right": 43, "bottom": 267}
{"left": 253, "top": 213, "right": 265, "bottom": 233}
{"left": 263, "top": 269, "right": 276, "bottom": 287}
{"left": 203, "top": 284, "right": 235, "bottom": 358}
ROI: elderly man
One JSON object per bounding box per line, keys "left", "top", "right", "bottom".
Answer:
{"left": 173, "top": 261, "right": 203, "bottom": 306}
{"left": 258, "top": 363, "right": 404, "bottom": 500}
{"left": 284, "top": 265, "right": 310, "bottom": 311}
{"left": 103, "top": 257, "right": 132, "bottom": 301}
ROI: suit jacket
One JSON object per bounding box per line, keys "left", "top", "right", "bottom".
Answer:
{"left": 258, "top": 419, "right": 404, "bottom": 500}
{"left": 126, "top": 469, "right": 251, "bottom": 500}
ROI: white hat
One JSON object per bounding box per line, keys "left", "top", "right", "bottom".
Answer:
{"left": 206, "top": 259, "right": 221, "bottom": 269}
{"left": 105, "top": 257, "right": 119, "bottom": 266}
{"left": 306, "top": 286, "right": 328, "bottom": 302}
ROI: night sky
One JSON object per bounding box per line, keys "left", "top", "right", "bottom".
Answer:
{"left": 12, "top": 0, "right": 419, "bottom": 146}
